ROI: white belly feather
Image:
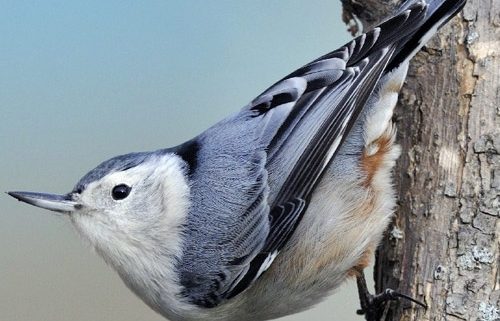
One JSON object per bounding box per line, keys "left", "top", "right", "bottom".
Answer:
{"left": 186, "top": 64, "right": 409, "bottom": 321}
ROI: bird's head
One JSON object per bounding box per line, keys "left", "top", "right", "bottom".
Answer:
{"left": 8, "top": 151, "right": 191, "bottom": 311}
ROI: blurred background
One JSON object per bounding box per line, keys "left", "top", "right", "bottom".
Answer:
{"left": 1, "top": 1, "right": 373, "bottom": 320}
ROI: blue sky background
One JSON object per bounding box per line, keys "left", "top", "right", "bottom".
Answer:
{"left": 0, "top": 1, "right": 371, "bottom": 320}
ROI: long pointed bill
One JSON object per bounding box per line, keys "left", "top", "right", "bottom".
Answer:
{"left": 7, "top": 191, "right": 79, "bottom": 213}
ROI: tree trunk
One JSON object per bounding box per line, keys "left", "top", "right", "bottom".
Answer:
{"left": 341, "top": 1, "right": 500, "bottom": 320}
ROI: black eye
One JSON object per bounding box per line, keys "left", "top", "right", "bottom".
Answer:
{"left": 112, "top": 184, "right": 131, "bottom": 200}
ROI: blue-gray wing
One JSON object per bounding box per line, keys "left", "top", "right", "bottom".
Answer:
{"left": 178, "top": 2, "right": 430, "bottom": 308}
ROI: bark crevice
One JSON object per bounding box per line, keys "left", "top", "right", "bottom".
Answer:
{"left": 340, "top": 1, "right": 500, "bottom": 320}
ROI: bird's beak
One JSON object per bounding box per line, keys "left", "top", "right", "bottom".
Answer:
{"left": 7, "top": 191, "right": 80, "bottom": 213}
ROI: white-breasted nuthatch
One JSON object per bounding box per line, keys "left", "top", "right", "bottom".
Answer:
{"left": 8, "top": 0, "right": 466, "bottom": 320}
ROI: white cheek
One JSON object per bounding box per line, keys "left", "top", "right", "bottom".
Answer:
{"left": 158, "top": 161, "right": 191, "bottom": 232}
{"left": 69, "top": 156, "right": 193, "bottom": 317}
{"left": 74, "top": 156, "right": 190, "bottom": 246}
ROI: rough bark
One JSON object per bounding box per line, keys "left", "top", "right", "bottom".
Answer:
{"left": 341, "top": 1, "right": 500, "bottom": 320}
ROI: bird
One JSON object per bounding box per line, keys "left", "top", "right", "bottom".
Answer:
{"left": 8, "top": 0, "right": 466, "bottom": 320}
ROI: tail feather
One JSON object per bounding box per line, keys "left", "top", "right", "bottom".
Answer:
{"left": 387, "top": 0, "right": 467, "bottom": 70}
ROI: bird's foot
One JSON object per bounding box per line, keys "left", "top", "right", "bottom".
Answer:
{"left": 355, "top": 271, "right": 427, "bottom": 321}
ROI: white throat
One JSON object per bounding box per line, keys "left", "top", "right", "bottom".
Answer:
{"left": 70, "top": 155, "right": 196, "bottom": 319}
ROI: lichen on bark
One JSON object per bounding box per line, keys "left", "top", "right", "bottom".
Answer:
{"left": 340, "top": 1, "right": 500, "bottom": 320}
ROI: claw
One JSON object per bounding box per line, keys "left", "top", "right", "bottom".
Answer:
{"left": 380, "top": 289, "right": 427, "bottom": 309}
{"left": 355, "top": 270, "right": 427, "bottom": 321}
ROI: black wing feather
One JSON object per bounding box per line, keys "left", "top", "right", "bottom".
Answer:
{"left": 225, "top": 48, "right": 395, "bottom": 299}
{"left": 225, "top": 1, "right": 438, "bottom": 300}
{"left": 180, "top": 0, "right": 465, "bottom": 307}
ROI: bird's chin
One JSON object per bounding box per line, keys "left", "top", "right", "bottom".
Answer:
{"left": 69, "top": 209, "right": 112, "bottom": 250}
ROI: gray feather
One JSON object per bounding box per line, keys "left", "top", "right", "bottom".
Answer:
{"left": 175, "top": 0, "right": 466, "bottom": 308}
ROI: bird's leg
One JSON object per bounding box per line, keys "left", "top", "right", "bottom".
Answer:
{"left": 355, "top": 270, "right": 427, "bottom": 321}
